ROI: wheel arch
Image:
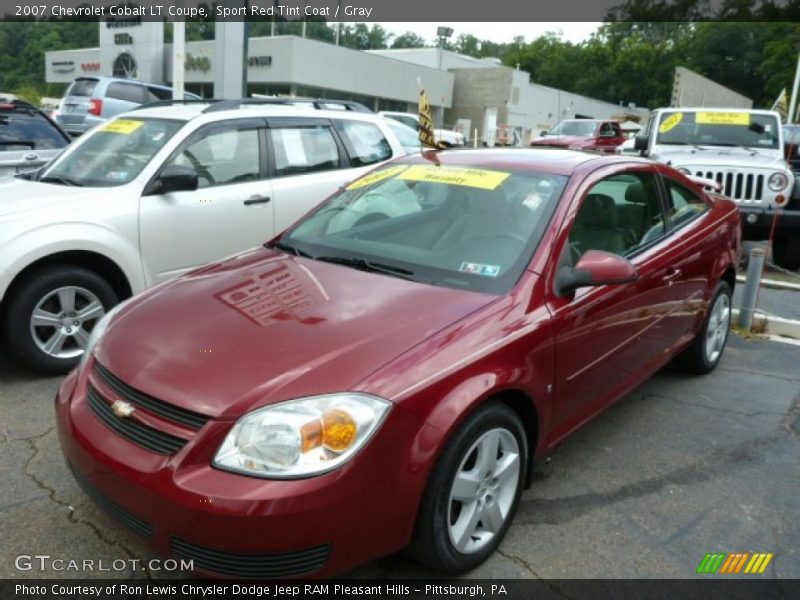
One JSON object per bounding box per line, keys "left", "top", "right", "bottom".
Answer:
{"left": 2, "top": 250, "right": 134, "bottom": 309}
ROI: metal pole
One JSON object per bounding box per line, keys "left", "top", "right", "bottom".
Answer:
{"left": 737, "top": 247, "right": 766, "bottom": 332}
{"left": 788, "top": 49, "right": 800, "bottom": 125}
{"left": 172, "top": 20, "right": 185, "bottom": 99}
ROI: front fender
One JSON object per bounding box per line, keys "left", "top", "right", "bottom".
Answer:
{"left": 0, "top": 223, "right": 145, "bottom": 302}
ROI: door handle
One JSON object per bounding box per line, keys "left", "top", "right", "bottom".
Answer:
{"left": 244, "top": 196, "right": 271, "bottom": 206}
{"left": 662, "top": 268, "right": 682, "bottom": 283}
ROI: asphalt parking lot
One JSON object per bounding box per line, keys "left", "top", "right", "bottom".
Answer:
{"left": 1, "top": 334, "right": 798, "bottom": 580}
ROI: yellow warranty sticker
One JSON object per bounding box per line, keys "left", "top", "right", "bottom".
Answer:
{"left": 101, "top": 119, "right": 144, "bottom": 135}
{"left": 398, "top": 165, "right": 511, "bottom": 190}
{"left": 659, "top": 112, "right": 683, "bottom": 134}
{"left": 346, "top": 165, "right": 409, "bottom": 190}
{"left": 697, "top": 112, "right": 750, "bottom": 126}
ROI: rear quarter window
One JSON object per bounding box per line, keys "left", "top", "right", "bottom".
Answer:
{"left": 336, "top": 120, "right": 392, "bottom": 167}
{"left": 106, "top": 82, "right": 144, "bottom": 104}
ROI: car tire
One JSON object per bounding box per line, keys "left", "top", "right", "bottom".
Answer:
{"left": 772, "top": 235, "right": 800, "bottom": 270}
{"left": 2, "top": 265, "right": 119, "bottom": 375}
{"left": 407, "top": 402, "right": 528, "bottom": 573}
{"left": 676, "top": 281, "right": 732, "bottom": 375}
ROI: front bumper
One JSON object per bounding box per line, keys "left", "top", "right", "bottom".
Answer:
{"left": 737, "top": 206, "right": 800, "bottom": 240}
{"left": 55, "top": 367, "right": 432, "bottom": 578}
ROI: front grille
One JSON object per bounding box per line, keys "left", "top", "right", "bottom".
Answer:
{"left": 68, "top": 461, "right": 153, "bottom": 539}
{"left": 694, "top": 170, "right": 764, "bottom": 201}
{"left": 170, "top": 537, "right": 330, "bottom": 578}
{"left": 94, "top": 363, "right": 209, "bottom": 430}
{"left": 87, "top": 385, "right": 188, "bottom": 455}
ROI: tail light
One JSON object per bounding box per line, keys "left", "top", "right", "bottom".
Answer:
{"left": 88, "top": 99, "right": 102, "bottom": 116}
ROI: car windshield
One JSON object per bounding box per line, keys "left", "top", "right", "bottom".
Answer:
{"left": 278, "top": 162, "right": 568, "bottom": 294}
{"left": 548, "top": 121, "right": 598, "bottom": 137}
{"left": 384, "top": 118, "right": 432, "bottom": 153}
{"left": 0, "top": 112, "right": 68, "bottom": 150}
{"left": 656, "top": 111, "right": 779, "bottom": 149}
{"left": 39, "top": 117, "right": 184, "bottom": 187}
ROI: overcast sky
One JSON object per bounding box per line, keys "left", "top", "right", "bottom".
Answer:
{"left": 378, "top": 22, "right": 602, "bottom": 45}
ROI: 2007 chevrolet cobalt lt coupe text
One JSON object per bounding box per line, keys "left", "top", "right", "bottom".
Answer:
{"left": 56, "top": 149, "right": 740, "bottom": 578}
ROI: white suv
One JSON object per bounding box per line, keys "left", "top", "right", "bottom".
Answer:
{"left": 0, "top": 99, "right": 406, "bottom": 373}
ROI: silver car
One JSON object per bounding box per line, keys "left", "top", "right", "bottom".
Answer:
{"left": 0, "top": 100, "right": 71, "bottom": 178}
{"left": 56, "top": 76, "right": 201, "bottom": 136}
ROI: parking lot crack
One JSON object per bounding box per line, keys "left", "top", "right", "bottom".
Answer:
{"left": 717, "top": 366, "right": 800, "bottom": 383}
{"left": 781, "top": 394, "right": 800, "bottom": 437}
{"left": 496, "top": 549, "right": 575, "bottom": 598}
{"left": 22, "top": 432, "right": 153, "bottom": 580}
{"left": 649, "top": 392, "right": 781, "bottom": 418}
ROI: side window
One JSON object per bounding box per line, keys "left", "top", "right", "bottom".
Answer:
{"left": 665, "top": 178, "right": 708, "bottom": 229}
{"left": 569, "top": 172, "right": 665, "bottom": 260}
{"left": 106, "top": 82, "right": 145, "bottom": 104}
{"left": 599, "top": 123, "right": 615, "bottom": 137}
{"left": 611, "top": 123, "right": 622, "bottom": 137}
{"left": 170, "top": 126, "right": 261, "bottom": 189}
{"left": 146, "top": 86, "right": 172, "bottom": 102}
{"left": 269, "top": 125, "right": 340, "bottom": 177}
{"left": 337, "top": 120, "right": 393, "bottom": 167}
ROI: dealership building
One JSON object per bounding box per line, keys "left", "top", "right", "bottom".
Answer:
{"left": 45, "top": 21, "right": 648, "bottom": 143}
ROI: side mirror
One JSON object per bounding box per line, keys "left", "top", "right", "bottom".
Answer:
{"left": 555, "top": 250, "right": 638, "bottom": 297}
{"left": 146, "top": 164, "right": 198, "bottom": 195}
{"left": 634, "top": 134, "right": 649, "bottom": 154}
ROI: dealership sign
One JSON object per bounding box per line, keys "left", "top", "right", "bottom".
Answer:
{"left": 51, "top": 61, "right": 75, "bottom": 74}
{"left": 82, "top": 62, "right": 101, "bottom": 72}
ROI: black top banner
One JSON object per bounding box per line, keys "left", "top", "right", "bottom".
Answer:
{"left": 1, "top": 0, "right": 799, "bottom": 22}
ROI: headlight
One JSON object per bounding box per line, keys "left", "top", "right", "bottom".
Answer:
{"left": 768, "top": 172, "right": 789, "bottom": 191}
{"left": 78, "top": 300, "right": 126, "bottom": 371}
{"left": 213, "top": 394, "right": 391, "bottom": 479}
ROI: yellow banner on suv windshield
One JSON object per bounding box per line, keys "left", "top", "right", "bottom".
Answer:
{"left": 100, "top": 119, "right": 144, "bottom": 135}
{"left": 398, "top": 165, "right": 510, "bottom": 190}
{"left": 346, "top": 165, "right": 409, "bottom": 190}
{"left": 696, "top": 112, "right": 750, "bottom": 126}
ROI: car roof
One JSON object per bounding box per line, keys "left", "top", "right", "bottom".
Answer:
{"left": 655, "top": 107, "right": 780, "bottom": 115}
{"left": 73, "top": 76, "right": 169, "bottom": 88}
{"left": 122, "top": 102, "right": 388, "bottom": 125}
{"left": 394, "top": 148, "right": 640, "bottom": 176}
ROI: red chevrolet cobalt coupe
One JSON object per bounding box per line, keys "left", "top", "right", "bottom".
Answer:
{"left": 56, "top": 150, "right": 740, "bottom": 578}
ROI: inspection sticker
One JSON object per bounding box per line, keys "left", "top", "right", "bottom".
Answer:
{"left": 460, "top": 262, "right": 501, "bottom": 277}
{"left": 658, "top": 112, "right": 683, "bottom": 133}
{"left": 697, "top": 112, "right": 750, "bottom": 126}
{"left": 399, "top": 165, "right": 511, "bottom": 190}
{"left": 100, "top": 119, "right": 144, "bottom": 135}
{"left": 346, "top": 165, "right": 409, "bottom": 190}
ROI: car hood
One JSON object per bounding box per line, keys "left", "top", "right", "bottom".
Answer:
{"left": 652, "top": 147, "right": 789, "bottom": 170}
{"left": 96, "top": 248, "right": 497, "bottom": 420}
{"left": 0, "top": 177, "right": 109, "bottom": 218}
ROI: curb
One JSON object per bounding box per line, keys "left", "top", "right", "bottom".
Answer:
{"left": 736, "top": 274, "right": 800, "bottom": 292}
{"left": 731, "top": 308, "right": 800, "bottom": 341}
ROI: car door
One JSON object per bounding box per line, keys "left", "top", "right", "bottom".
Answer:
{"left": 139, "top": 119, "right": 274, "bottom": 284}
{"left": 653, "top": 172, "right": 717, "bottom": 346}
{"left": 545, "top": 166, "right": 679, "bottom": 443}
{"left": 265, "top": 117, "right": 355, "bottom": 232}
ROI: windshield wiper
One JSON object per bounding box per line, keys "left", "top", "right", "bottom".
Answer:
{"left": 267, "top": 240, "right": 311, "bottom": 257}
{"left": 0, "top": 140, "right": 35, "bottom": 149}
{"left": 315, "top": 255, "right": 416, "bottom": 280}
{"left": 37, "top": 174, "right": 83, "bottom": 186}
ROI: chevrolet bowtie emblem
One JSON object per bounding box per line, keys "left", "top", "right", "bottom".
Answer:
{"left": 111, "top": 400, "right": 135, "bottom": 418}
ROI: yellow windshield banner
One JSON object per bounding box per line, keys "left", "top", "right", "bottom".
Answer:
{"left": 659, "top": 112, "right": 683, "bottom": 133}
{"left": 696, "top": 112, "right": 750, "bottom": 126}
{"left": 100, "top": 119, "right": 144, "bottom": 135}
{"left": 346, "top": 165, "right": 409, "bottom": 190}
{"left": 398, "top": 165, "right": 511, "bottom": 190}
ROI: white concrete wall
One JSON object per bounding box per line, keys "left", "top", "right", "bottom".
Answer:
{"left": 671, "top": 66, "right": 753, "bottom": 109}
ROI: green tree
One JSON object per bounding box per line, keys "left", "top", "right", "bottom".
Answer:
{"left": 391, "top": 32, "right": 426, "bottom": 49}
